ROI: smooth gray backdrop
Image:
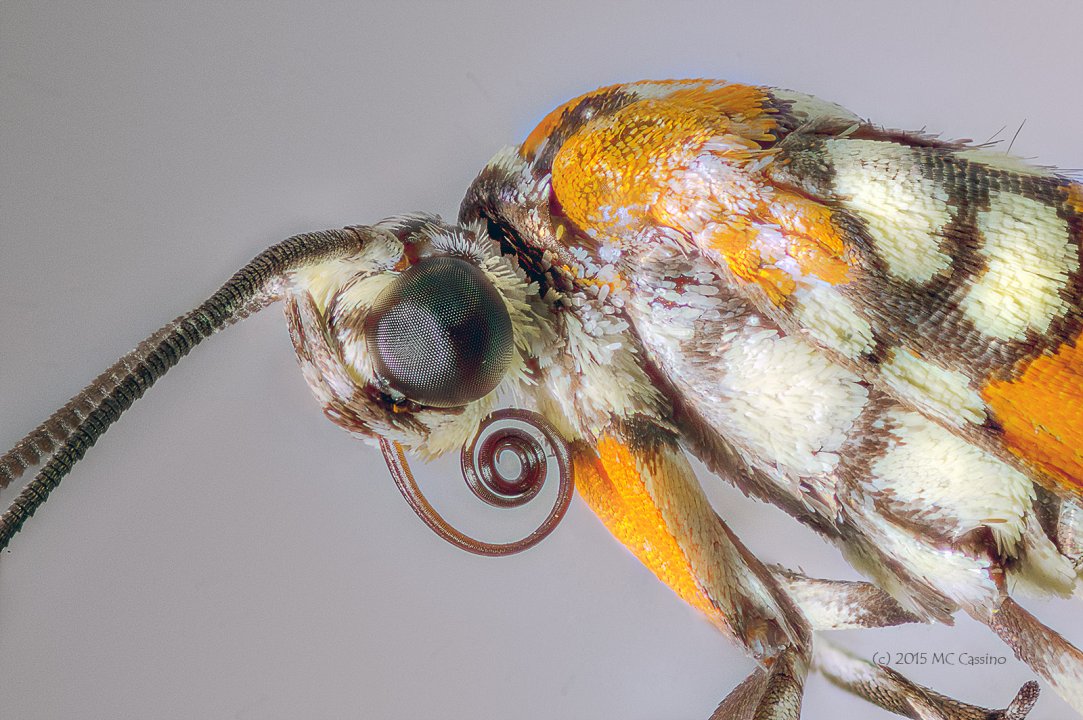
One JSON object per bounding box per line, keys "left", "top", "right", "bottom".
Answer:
{"left": 2, "top": 2, "right": 1081, "bottom": 718}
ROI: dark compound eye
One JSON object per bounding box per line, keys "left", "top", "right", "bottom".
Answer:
{"left": 364, "top": 256, "right": 514, "bottom": 408}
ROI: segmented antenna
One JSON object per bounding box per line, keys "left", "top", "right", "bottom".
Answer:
{"left": 0, "top": 226, "right": 377, "bottom": 551}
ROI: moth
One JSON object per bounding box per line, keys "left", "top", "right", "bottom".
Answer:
{"left": 3, "top": 79, "right": 1082, "bottom": 719}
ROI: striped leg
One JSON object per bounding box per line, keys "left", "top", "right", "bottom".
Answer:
{"left": 571, "top": 422, "right": 1042, "bottom": 719}
{"left": 709, "top": 648, "right": 806, "bottom": 720}
{"left": 572, "top": 424, "right": 812, "bottom": 719}
{"left": 978, "top": 597, "right": 1083, "bottom": 713}
{"left": 773, "top": 571, "right": 1037, "bottom": 719}
{"left": 772, "top": 568, "right": 922, "bottom": 631}
{"left": 815, "top": 640, "right": 1038, "bottom": 720}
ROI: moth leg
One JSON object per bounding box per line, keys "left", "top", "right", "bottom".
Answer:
{"left": 974, "top": 596, "right": 1083, "bottom": 712}
{"left": 1033, "top": 488, "right": 1083, "bottom": 577}
{"left": 759, "top": 572, "right": 1039, "bottom": 719}
{"left": 709, "top": 647, "right": 806, "bottom": 720}
{"left": 708, "top": 642, "right": 1037, "bottom": 720}
{"left": 771, "top": 568, "right": 923, "bottom": 630}
{"left": 702, "top": 572, "right": 1028, "bottom": 720}
{"left": 572, "top": 424, "right": 813, "bottom": 719}
{"left": 700, "top": 583, "right": 1038, "bottom": 720}
{"left": 814, "top": 639, "right": 1039, "bottom": 720}
{"left": 571, "top": 425, "right": 1049, "bottom": 719}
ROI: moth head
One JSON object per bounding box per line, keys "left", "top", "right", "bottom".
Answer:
{"left": 288, "top": 214, "right": 549, "bottom": 456}
{"left": 362, "top": 254, "right": 513, "bottom": 408}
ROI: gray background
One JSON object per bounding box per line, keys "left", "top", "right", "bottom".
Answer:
{"left": 2, "top": 2, "right": 1081, "bottom": 718}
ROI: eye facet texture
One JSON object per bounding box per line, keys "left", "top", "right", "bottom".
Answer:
{"left": 365, "top": 256, "right": 513, "bottom": 407}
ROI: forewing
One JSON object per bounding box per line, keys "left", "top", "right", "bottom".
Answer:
{"left": 532, "top": 81, "right": 1083, "bottom": 500}
{"left": 764, "top": 129, "right": 1083, "bottom": 500}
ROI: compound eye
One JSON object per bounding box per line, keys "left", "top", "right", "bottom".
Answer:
{"left": 364, "top": 256, "right": 514, "bottom": 408}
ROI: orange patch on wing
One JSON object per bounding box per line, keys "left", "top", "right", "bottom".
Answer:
{"left": 770, "top": 195, "right": 849, "bottom": 274}
{"left": 705, "top": 220, "right": 763, "bottom": 279}
{"left": 573, "top": 437, "right": 720, "bottom": 619}
{"left": 983, "top": 334, "right": 1083, "bottom": 496}
{"left": 699, "top": 193, "right": 850, "bottom": 304}
{"left": 701, "top": 220, "right": 794, "bottom": 304}
{"left": 545, "top": 81, "right": 850, "bottom": 303}
{"left": 769, "top": 195, "right": 852, "bottom": 292}
{"left": 550, "top": 83, "right": 777, "bottom": 238}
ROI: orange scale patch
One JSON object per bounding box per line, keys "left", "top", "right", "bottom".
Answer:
{"left": 549, "top": 84, "right": 778, "bottom": 239}
{"left": 541, "top": 81, "right": 851, "bottom": 303}
{"left": 762, "top": 194, "right": 852, "bottom": 285}
{"left": 573, "top": 437, "right": 720, "bottom": 620}
{"left": 790, "top": 242, "right": 851, "bottom": 286}
{"left": 983, "top": 334, "right": 1083, "bottom": 496}
{"left": 768, "top": 194, "right": 848, "bottom": 257}
{"left": 564, "top": 267, "right": 627, "bottom": 297}
{"left": 553, "top": 112, "right": 711, "bottom": 235}
{"left": 697, "top": 193, "right": 851, "bottom": 303}
{"left": 520, "top": 79, "right": 745, "bottom": 162}
{"left": 700, "top": 220, "right": 794, "bottom": 305}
